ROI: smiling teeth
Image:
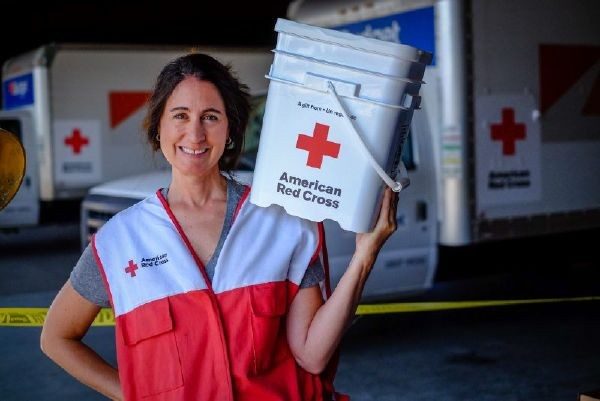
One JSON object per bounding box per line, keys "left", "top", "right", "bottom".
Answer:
{"left": 181, "top": 146, "right": 208, "bottom": 155}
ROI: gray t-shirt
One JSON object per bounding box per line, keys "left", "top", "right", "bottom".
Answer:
{"left": 70, "top": 179, "right": 324, "bottom": 307}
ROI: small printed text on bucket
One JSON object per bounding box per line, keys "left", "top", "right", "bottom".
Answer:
{"left": 298, "top": 101, "right": 356, "bottom": 120}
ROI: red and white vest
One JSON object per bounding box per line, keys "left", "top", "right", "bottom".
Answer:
{"left": 92, "top": 187, "right": 340, "bottom": 401}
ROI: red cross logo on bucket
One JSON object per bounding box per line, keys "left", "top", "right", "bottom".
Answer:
{"left": 64, "top": 128, "right": 90, "bottom": 154}
{"left": 296, "top": 123, "right": 341, "bottom": 169}
{"left": 490, "top": 108, "right": 526, "bottom": 156}
{"left": 124, "top": 260, "right": 139, "bottom": 278}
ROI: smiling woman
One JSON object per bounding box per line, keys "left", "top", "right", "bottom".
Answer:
{"left": 40, "top": 52, "right": 399, "bottom": 401}
{"left": 144, "top": 54, "right": 249, "bottom": 173}
{"left": 158, "top": 78, "right": 230, "bottom": 178}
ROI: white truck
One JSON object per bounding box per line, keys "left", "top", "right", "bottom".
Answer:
{"left": 0, "top": 44, "right": 271, "bottom": 228}
{"left": 80, "top": 0, "right": 599, "bottom": 300}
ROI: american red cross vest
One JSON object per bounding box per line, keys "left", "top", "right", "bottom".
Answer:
{"left": 92, "top": 187, "right": 338, "bottom": 401}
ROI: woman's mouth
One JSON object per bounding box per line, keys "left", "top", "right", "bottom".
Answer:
{"left": 179, "top": 146, "right": 209, "bottom": 156}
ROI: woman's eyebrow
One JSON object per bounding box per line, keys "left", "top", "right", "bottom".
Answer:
{"left": 202, "top": 107, "right": 223, "bottom": 114}
{"left": 169, "top": 106, "right": 189, "bottom": 112}
{"left": 168, "top": 106, "right": 222, "bottom": 114}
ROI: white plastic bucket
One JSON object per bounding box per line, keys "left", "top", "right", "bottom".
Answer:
{"left": 250, "top": 19, "right": 431, "bottom": 233}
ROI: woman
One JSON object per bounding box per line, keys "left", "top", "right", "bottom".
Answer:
{"left": 41, "top": 53, "right": 398, "bottom": 401}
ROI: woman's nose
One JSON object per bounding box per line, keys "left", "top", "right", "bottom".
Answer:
{"left": 189, "top": 119, "right": 206, "bottom": 142}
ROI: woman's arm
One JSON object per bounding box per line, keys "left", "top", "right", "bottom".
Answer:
{"left": 41, "top": 280, "right": 123, "bottom": 401}
{"left": 287, "top": 187, "right": 399, "bottom": 374}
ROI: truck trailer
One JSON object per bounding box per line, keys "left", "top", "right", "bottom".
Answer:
{"left": 75, "top": 0, "right": 599, "bottom": 299}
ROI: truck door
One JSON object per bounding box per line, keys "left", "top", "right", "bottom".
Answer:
{"left": 0, "top": 111, "right": 39, "bottom": 227}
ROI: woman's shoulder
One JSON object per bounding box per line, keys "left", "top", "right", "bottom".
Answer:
{"left": 96, "top": 191, "right": 162, "bottom": 234}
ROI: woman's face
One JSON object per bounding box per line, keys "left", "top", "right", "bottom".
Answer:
{"left": 159, "top": 76, "right": 228, "bottom": 178}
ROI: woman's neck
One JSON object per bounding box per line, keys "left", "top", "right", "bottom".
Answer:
{"left": 167, "top": 168, "right": 227, "bottom": 208}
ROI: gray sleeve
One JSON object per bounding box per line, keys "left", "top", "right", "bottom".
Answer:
{"left": 69, "top": 244, "right": 111, "bottom": 308}
{"left": 299, "top": 257, "right": 325, "bottom": 288}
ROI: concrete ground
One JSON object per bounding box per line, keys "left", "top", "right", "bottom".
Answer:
{"left": 1, "top": 224, "right": 598, "bottom": 400}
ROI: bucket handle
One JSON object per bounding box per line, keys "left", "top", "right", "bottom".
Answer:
{"left": 326, "top": 81, "right": 409, "bottom": 193}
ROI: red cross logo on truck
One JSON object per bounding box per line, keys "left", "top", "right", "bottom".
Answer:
{"left": 124, "top": 260, "right": 139, "bottom": 277}
{"left": 490, "top": 108, "right": 526, "bottom": 156}
{"left": 296, "top": 123, "right": 341, "bottom": 169}
{"left": 64, "top": 128, "right": 89, "bottom": 154}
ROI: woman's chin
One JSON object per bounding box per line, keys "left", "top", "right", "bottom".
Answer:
{"left": 172, "top": 163, "right": 220, "bottom": 179}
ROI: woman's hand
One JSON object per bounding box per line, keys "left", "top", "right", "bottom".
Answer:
{"left": 355, "top": 187, "right": 399, "bottom": 263}
{"left": 41, "top": 281, "right": 123, "bottom": 401}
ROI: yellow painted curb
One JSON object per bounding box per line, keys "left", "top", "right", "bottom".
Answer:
{"left": 1, "top": 296, "right": 598, "bottom": 327}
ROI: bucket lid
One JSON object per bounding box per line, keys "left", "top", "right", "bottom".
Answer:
{"left": 272, "top": 49, "right": 425, "bottom": 85}
{"left": 275, "top": 18, "right": 432, "bottom": 66}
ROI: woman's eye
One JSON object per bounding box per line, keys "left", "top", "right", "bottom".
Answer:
{"left": 202, "top": 114, "right": 218, "bottom": 121}
{"left": 173, "top": 113, "right": 187, "bottom": 120}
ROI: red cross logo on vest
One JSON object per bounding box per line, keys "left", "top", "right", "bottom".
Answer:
{"left": 124, "top": 260, "right": 139, "bottom": 277}
{"left": 64, "top": 128, "right": 89, "bottom": 154}
{"left": 490, "top": 108, "right": 526, "bottom": 156}
{"left": 296, "top": 123, "right": 341, "bottom": 169}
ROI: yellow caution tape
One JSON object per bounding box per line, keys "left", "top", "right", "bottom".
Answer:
{"left": 0, "top": 307, "right": 115, "bottom": 327}
{"left": 0, "top": 296, "right": 598, "bottom": 327}
{"left": 356, "top": 296, "right": 600, "bottom": 315}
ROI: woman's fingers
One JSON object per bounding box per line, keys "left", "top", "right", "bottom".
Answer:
{"left": 373, "top": 188, "right": 399, "bottom": 238}
{"left": 379, "top": 188, "right": 398, "bottom": 230}
{"left": 378, "top": 187, "right": 392, "bottom": 224}
{"left": 356, "top": 187, "right": 400, "bottom": 250}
